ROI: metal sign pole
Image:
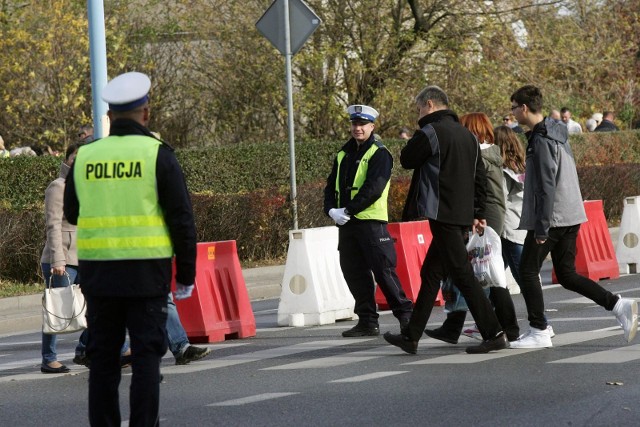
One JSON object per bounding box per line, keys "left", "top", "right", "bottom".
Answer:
{"left": 284, "top": 0, "right": 299, "bottom": 230}
{"left": 256, "top": 0, "right": 321, "bottom": 231}
{"left": 87, "top": 0, "right": 108, "bottom": 139}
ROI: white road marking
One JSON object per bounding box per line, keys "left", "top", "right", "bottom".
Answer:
{"left": 550, "top": 344, "right": 640, "bottom": 363}
{"left": 160, "top": 339, "right": 373, "bottom": 374}
{"left": 207, "top": 392, "right": 299, "bottom": 406}
{"left": 262, "top": 345, "right": 402, "bottom": 370}
{"left": 330, "top": 371, "right": 409, "bottom": 383}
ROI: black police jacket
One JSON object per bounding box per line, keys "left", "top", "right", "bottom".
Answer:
{"left": 64, "top": 119, "right": 197, "bottom": 297}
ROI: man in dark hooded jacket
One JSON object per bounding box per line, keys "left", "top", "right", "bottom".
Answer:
{"left": 383, "top": 85, "right": 507, "bottom": 355}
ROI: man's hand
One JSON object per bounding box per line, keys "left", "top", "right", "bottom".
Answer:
{"left": 473, "top": 218, "right": 487, "bottom": 236}
{"left": 174, "top": 283, "right": 194, "bottom": 300}
{"left": 328, "top": 208, "right": 351, "bottom": 226}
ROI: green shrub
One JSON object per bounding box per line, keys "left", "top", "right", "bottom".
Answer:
{"left": 0, "top": 208, "right": 44, "bottom": 282}
{"left": 2, "top": 131, "right": 640, "bottom": 283}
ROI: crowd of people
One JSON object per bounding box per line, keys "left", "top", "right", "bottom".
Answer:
{"left": 399, "top": 106, "right": 622, "bottom": 140}
{"left": 326, "top": 85, "right": 637, "bottom": 358}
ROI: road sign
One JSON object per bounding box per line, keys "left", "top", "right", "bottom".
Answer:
{"left": 256, "top": 0, "right": 321, "bottom": 56}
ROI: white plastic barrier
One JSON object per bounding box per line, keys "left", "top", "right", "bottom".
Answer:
{"left": 616, "top": 196, "right": 640, "bottom": 274}
{"left": 277, "top": 227, "right": 355, "bottom": 326}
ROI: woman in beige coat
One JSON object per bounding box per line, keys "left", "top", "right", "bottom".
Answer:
{"left": 40, "top": 142, "right": 87, "bottom": 373}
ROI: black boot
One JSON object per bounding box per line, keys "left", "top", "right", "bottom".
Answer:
{"left": 424, "top": 310, "right": 467, "bottom": 344}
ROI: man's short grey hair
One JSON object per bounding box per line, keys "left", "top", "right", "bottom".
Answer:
{"left": 415, "top": 85, "right": 449, "bottom": 108}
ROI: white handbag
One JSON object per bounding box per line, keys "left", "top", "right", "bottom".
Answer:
{"left": 42, "top": 272, "right": 88, "bottom": 334}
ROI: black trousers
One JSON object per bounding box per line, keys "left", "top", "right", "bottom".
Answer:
{"left": 519, "top": 225, "right": 618, "bottom": 330}
{"left": 405, "top": 220, "right": 502, "bottom": 341}
{"left": 338, "top": 221, "right": 413, "bottom": 326}
{"left": 86, "top": 294, "right": 168, "bottom": 427}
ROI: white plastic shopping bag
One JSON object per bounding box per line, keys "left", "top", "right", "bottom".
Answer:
{"left": 467, "top": 226, "right": 507, "bottom": 289}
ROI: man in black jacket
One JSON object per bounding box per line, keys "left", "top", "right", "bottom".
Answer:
{"left": 64, "top": 72, "right": 197, "bottom": 426}
{"left": 384, "top": 85, "right": 507, "bottom": 354}
{"left": 594, "top": 111, "right": 619, "bottom": 132}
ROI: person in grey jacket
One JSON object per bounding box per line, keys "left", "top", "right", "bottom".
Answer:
{"left": 509, "top": 85, "right": 637, "bottom": 348}
{"left": 40, "top": 142, "right": 88, "bottom": 373}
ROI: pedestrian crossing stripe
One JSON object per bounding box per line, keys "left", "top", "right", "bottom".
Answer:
{"left": 207, "top": 392, "right": 299, "bottom": 406}
{"left": 330, "top": 371, "right": 409, "bottom": 383}
{"left": 261, "top": 343, "right": 399, "bottom": 370}
{"left": 160, "top": 339, "right": 373, "bottom": 375}
{"left": 550, "top": 343, "right": 640, "bottom": 363}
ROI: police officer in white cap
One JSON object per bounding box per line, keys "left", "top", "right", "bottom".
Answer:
{"left": 324, "top": 104, "right": 412, "bottom": 337}
{"left": 64, "top": 71, "right": 197, "bottom": 426}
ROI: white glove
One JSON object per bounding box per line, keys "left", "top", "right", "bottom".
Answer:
{"left": 174, "top": 283, "right": 194, "bottom": 300}
{"left": 328, "top": 208, "right": 350, "bottom": 226}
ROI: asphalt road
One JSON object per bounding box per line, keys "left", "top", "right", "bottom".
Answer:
{"left": 1, "top": 274, "right": 640, "bottom": 426}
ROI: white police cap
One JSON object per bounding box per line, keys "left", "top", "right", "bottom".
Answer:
{"left": 102, "top": 72, "right": 151, "bottom": 112}
{"left": 347, "top": 104, "right": 379, "bottom": 122}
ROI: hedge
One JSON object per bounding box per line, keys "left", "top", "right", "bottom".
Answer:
{"left": 1, "top": 130, "right": 640, "bottom": 283}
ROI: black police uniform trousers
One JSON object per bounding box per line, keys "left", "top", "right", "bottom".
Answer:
{"left": 86, "top": 294, "right": 168, "bottom": 427}
{"left": 338, "top": 221, "right": 413, "bottom": 327}
{"left": 404, "top": 220, "right": 503, "bottom": 341}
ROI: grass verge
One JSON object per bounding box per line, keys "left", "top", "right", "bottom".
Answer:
{"left": 0, "top": 279, "right": 43, "bottom": 299}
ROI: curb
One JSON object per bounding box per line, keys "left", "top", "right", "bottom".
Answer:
{"left": 0, "top": 265, "right": 285, "bottom": 336}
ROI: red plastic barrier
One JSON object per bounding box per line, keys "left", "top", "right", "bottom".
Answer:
{"left": 375, "top": 220, "right": 444, "bottom": 309}
{"left": 551, "top": 200, "right": 620, "bottom": 283}
{"left": 171, "top": 241, "right": 256, "bottom": 343}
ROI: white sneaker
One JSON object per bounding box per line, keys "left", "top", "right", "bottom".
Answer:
{"left": 509, "top": 327, "right": 553, "bottom": 349}
{"left": 613, "top": 296, "right": 638, "bottom": 343}
{"left": 547, "top": 325, "right": 555, "bottom": 338}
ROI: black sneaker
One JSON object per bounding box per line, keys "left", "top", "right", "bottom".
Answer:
{"left": 465, "top": 332, "right": 508, "bottom": 354}
{"left": 175, "top": 345, "right": 212, "bottom": 365}
{"left": 383, "top": 332, "right": 418, "bottom": 354}
{"left": 424, "top": 327, "right": 459, "bottom": 344}
{"left": 341, "top": 324, "right": 380, "bottom": 337}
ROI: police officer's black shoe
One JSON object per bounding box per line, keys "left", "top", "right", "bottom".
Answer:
{"left": 383, "top": 332, "right": 418, "bottom": 354}
{"left": 424, "top": 327, "right": 459, "bottom": 344}
{"left": 341, "top": 324, "right": 380, "bottom": 337}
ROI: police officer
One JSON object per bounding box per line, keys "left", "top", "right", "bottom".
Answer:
{"left": 64, "top": 72, "right": 197, "bottom": 426}
{"left": 324, "top": 104, "right": 412, "bottom": 337}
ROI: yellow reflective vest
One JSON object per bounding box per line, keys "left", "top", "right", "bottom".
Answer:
{"left": 74, "top": 135, "right": 173, "bottom": 260}
{"left": 335, "top": 141, "right": 390, "bottom": 221}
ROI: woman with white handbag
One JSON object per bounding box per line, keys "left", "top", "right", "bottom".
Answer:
{"left": 40, "top": 142, "right": 88, "bottom": 374}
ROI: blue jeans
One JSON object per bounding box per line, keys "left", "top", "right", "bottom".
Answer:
{"left": 166, "top": 293, "right": 189, "bottom": 356}
{"left": 501, "top": 238, "right": 523, "bottom": 286}
{"left": 41, "top": 263, "right": 88, "bottom": 364}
